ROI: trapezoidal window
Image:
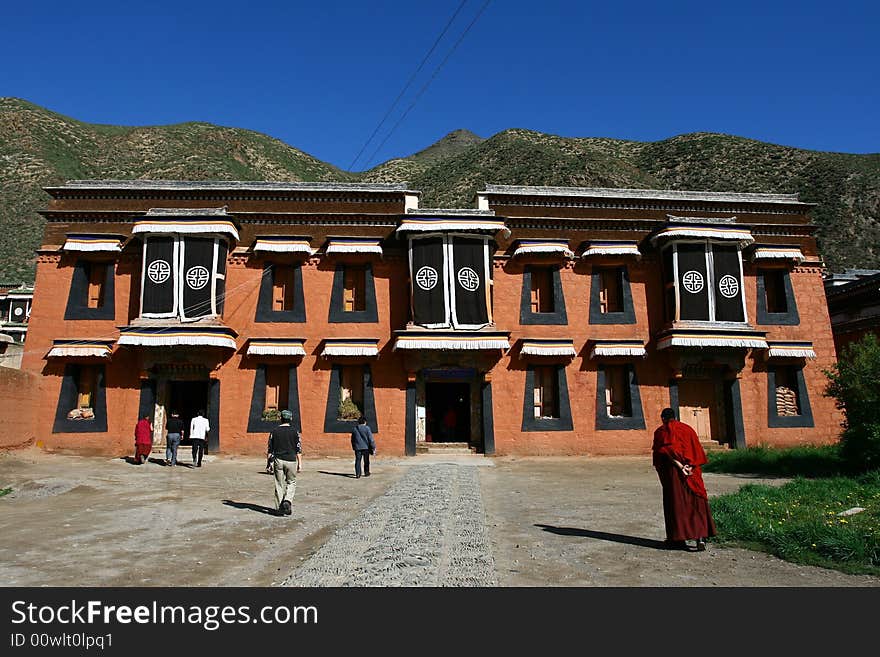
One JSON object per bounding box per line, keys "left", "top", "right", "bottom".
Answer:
{"left": 343, "top": 266, "right": 367, "bottom": 312}
{"left": 532, "top": 365, "right": 560, "bottom": 419}
{"left": 773, "top": 366, "right": 801, "bottom": 417}
{"left": 264, "top": 365, "right": 290, "bottom": 414}
{"left": 86, "top": 262, "right": 108, "bottom": 309}
{"left": 604, "top": 365, "right": 632, "bottom": 418}
{"left": 272, "top": 266, "right": 296, "bottom": 312}
{"left": 530, "top": 268, "right": 555, "bottom": 314}
{"left": 598, "top": 268, "right": 623, "bottom": 314}
{"left": 767, "top": 364, "right": 813, "bottom": 428}
{"left": 762, "top": 269, "right": 788, "bottom": 314}
{"left": 338, "top": 365, "right": 365, "bottom": 420}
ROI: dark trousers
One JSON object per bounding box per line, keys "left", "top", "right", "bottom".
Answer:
{"left": 191, "top": 439, "right": 206, "bottom": 466}
{"left": 354, "top": 449, "right": 371, "bottom": 477}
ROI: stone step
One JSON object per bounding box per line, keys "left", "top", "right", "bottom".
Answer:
{"left": 416, "top": 442, "right": 476, "bottom": 455}
{"left": 700, "top": 440, "right": 727, "bottom": 451}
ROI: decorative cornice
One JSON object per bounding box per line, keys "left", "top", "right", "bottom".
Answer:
{"left": 482, "top": 184, "right": 810, "bottom": 205}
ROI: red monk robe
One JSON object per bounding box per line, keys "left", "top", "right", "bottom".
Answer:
{"left": 652, "top": 418, "right": 717, "bottom": 545}
{"left": 134, "top": 417, "right": 153, "bottom": 464}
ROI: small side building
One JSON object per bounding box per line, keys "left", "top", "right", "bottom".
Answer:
{"left": 824, "top": 269, "right": 880, "bottom": 356}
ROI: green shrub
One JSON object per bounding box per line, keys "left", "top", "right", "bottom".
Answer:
{"left": 338, "top": 397, "right": 361, "bottom": 420}
{"left": 825, "top": 333, "right": 880, "bottom": 471}
{"left": 705, "top": 444, "right": 846, "bottom": 478}
{"left": 261, "top": 408, "right": 281, "bottom": 422}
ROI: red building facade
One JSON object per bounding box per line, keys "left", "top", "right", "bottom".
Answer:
{"left": 21, "top": 181, "right": 841, "bottom": 456}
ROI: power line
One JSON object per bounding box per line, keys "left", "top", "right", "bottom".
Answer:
{"left": 363, "top": 0, "right": 492, "bottom": 170}
{"left": 346, "top": 0, "right": 470, "bottom": 173}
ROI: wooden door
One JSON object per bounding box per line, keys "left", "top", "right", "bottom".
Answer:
{"left": 678, "top": 379, "right": 718, "bottom": 441}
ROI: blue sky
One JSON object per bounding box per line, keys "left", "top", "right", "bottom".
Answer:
{"left": 2, "top": 1, "right": 878, "bottom": 170}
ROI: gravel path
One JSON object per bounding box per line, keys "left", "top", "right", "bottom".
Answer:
{"left": 283, "top": 463, "right": 497, "bottom": 587}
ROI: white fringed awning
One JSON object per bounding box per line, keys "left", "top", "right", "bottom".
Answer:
{"left": 590, "top": 341, "right": 647, "bottom": 358}
{"left": 396, "top": 217, "right": 510, "bottom": 237}
{"left": 651, "top": 225, "right": 754, "bottom": 247}
{"left": 46, "top": 340, "right": 115, "bottom": 359}
{"left": 246, "top": 339, "right": 307, "bottom": 356}
{"left": 519, "top": 339, "right": 577, "bottom": 358}
{"left": 766, "top": 342, "right": 817, "bottom": 359}
{"left": 324, "top": 237, "right": 383, "bottom": 255}
{"left": 394, "top": 331, "right": 509, "bottom": 351}
{"left": 62, "top": 234, "right": 124, "bottom": 253}
{"left": 752, "top": 246, "right": 806, "bottom": 263}
{"left": 513, "top": 239, "right": 573, "bottom": 258}
{"left": 134, "top": 208, "right": 239, "bottom": 240}
{"left": 581, "top": 241, "right": 641, "bottom": 258}
{"left": 118, "top": 326, "right": 237, "bottom": 349}
{"left": 321, "top": 339, "right": 380, "bottom": 357}
{"left": 253, "top": 237, "right": 313, "bottom": 255}
{"left": 657, "top": 330, "right": 768, "bottom": 350}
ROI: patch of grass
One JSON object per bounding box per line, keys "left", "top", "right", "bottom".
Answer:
{"left": 711, "top": 471, "right": 880, "bottom": 575}
{"left": 705, "top": 444, "right": 847, "bottom": 478}
{"left": 0, "top": 487, "right": 11, "bottom": 498}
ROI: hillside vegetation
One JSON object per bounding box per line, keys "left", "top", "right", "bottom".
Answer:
{"left": 2, "top": 97, "right": 878, "bottom": 281}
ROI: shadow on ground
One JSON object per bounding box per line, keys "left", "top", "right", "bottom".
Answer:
{"left": 318, "top": 471, "right": 357, "bottom": 478}
{"left": 222, "top": 500, "right": 277, "bottom": 516}
{"left": 535, "top": 524, "right": 670, "bottom": 550}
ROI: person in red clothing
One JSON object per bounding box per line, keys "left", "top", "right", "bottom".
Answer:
{"left": 652, "top": 407, "right": 717, "bottom": 551}
{"left": 133, "top": 414, "right": 153, "bottom": 465}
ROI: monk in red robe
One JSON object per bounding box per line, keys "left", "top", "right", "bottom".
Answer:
{"left": 652, "top": 408, "right": 717, "bottom": 550}
{"left": 134, "top": 414, "right": 153, "bottom": 465}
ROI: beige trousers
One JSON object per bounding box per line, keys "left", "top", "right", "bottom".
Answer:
{"left": 273, "top": 457, "right": 297, "bottom": 509}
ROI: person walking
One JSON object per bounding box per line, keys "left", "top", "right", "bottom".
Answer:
{"left": 134, "top": 414, "right": 153, "bottom": 465}
{"left": 651, "top": 407, "right": 717, "bottom": 551}
{"left": 350, "top": 415, "right": 375, "bottom": 479}
{"left": 267, "top": 409, "right": 301, "bottom": 516}
{"left": 164, "top": 411, "right": 185, "bottom": 467}
{"left": 189, "top": 409, "right": 210, "bottom": 467}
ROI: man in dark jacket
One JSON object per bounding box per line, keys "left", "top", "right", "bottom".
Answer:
{"left": 350, "top": 415, "right": 375, "bottom": 479}
{"left": 267, "top": 410, "right": 302, "bottom": 516}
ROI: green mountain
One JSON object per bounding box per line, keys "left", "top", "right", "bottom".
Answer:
{"left": 2, "top": 97, "right": 879, "bottom": 282}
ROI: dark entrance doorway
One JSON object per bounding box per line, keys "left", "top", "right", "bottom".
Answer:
{"left": 168, "top": 380, "right": 209, "bottom": 447}
{"left": 426, "top": 382, "right": 470, "bottom": 443}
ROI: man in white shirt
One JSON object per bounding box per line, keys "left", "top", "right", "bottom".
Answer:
{"left": 189, "top": 410, "right": 210, "bottom": 467}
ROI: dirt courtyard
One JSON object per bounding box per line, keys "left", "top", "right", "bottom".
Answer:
{"left": 1, "top": 448, "right": 877, "bottom": 587}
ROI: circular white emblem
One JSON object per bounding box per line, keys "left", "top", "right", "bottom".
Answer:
{"left": 415, "top": 266, "right": 438, "bottom": 291}
{"left": 718, "top": 274, "right": 739, "bottom": 299}
{"left": 186, "top": 266, "right": 210, "bottom": 290}
{"left": 457, "top": 267, "right": 480, "bottom": 292}
{"left": 147, "top": 259, "right": 171, "bottom": 284}
{"left": 13, "top": 307, "right": 23, "bottom": 317}
{"left": 681, "top": 270, "right": 704, "bottom": 294}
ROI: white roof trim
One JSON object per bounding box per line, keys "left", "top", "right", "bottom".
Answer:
{"left": 118, "top": 333, "right": 236, "bottom": 349}
{"left": 321, "top": 344, "right": 380, "bottom": 357}
{"left": 581, "top": 243, "right": 641, "bottom": 258}
{"left": 767, "top": 344, "right": 816, "bottom": 359}
{"left": 651, "top": 226, "right": 754, "bottom": 246}
{"left": 246, "top": 342, "right": 307, "bottom": 356}
{"left": 657, "top": 334, "right": 768, "bottom": 350}
{"left": 62, "top": 237, "right": 123, "bottom": 253}
{"left": 590, "top": 344, "right": 647, "bottom": 358}
{"left": 513, "top": 244, "right": 573, "bottom": 258}
{"left": 325, "top": 244, "right": 384, "bottom": 255}
{"left": 253, "top": 240, "right": 313, "bottom": 254}
{"left": 394, "top": 337, "right": 509, "bottom": 351}
{"left": 752, "top": 247, "right": 806, "bottom": 263}
{"left": 133, "top": 221, "right": 240, "bottom": 241}
{"left": 519, "top": 343, "right": 577, "bottom": 357}
{"left": 47, "top": 346, "right": 112, "bottom": 358}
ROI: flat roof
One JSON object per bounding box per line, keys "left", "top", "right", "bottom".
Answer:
{"left": 45, "top": 180, "right": 421, "bottom": 195}
{"left": 480, "top": 184, "right": 813, "bottom": 206}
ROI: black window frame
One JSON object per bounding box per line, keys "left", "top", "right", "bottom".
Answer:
{"left": 767, "top": 364, "right": 814, "bottom": 428}
{"left": 52, "top": 364, "right": 108, "bottom": 433}
{"left": 589, "top": 266, "right": 636, "bottom": 325}
{"left": 328, "top": 263, "right": 378, "bottom": 323}
{"left": 64, "top": 259, "right": 116, "bottom": 320}
{"left": 255, "top": 262, "right": 306, "bottom": 323}
{"left": 756, "top": 268, "right": 800, "bottom": 325}
{"left": 595, "top": 363, "right": 645, "bottom": 430}
{"left": 521, "top": 364, "right": 573, "bottom": 432}
{"left": 246, "top": 363, "right": 302, "bottom": 433}
{"left": 520, "top": 265, "right": 568, "bottom": 325}
{"left": 323, "top": 364, "right": 379, "bottom": 433}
